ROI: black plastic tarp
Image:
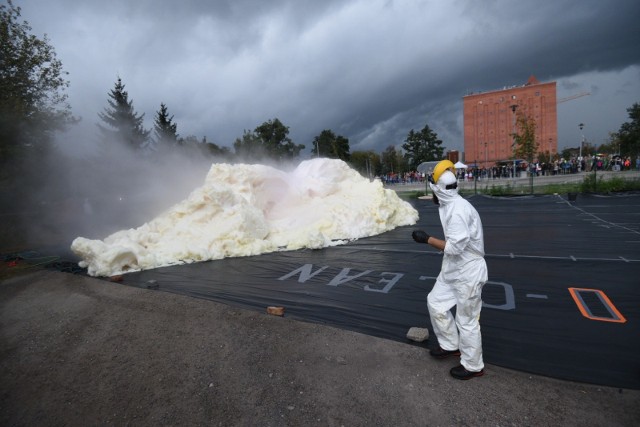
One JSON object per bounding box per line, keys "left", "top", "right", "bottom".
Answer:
{"left": 104, "top": 193, "right": 639, "bottom": 389}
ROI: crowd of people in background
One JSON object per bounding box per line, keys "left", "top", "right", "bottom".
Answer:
{"left": 381, "top": 171, "right": 425, "bottom": 184}
{"left": 381, "top": 154, "right": 640, "bottom": 185}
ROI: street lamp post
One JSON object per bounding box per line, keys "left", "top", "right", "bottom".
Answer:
{"left": 510, "top": 104, "right": 518, "bottom": 184}
{"left": 485, "top": 142, "right": 488, "bottom": 173}
{"left": 579, "top": 123, "right": 585, "bottom": 160}
{"left": 474, "top": 158, "right": 477, "bottom": 194}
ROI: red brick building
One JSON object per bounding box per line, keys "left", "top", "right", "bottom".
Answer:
{"left": 462, "top": 75, "right": 557, "bottom": 167}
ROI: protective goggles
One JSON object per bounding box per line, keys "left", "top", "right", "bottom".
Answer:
{"left": 427, "top": 173, "right": 458, "bottom": 190}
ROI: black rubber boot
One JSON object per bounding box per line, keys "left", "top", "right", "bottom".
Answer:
{"left": 450, "top": 364, "right": 484, "bottom": 380}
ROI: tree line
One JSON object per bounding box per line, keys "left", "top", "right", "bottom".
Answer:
{"left": 0, "top": 0, "right": 445, "bottom": 182}
{"left": 2, "top": 0, "right": 639, "bottom": 187}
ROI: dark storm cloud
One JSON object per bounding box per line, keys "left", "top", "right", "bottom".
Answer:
{"left": 15, "top": 0, "right": 640, "bottom": 157}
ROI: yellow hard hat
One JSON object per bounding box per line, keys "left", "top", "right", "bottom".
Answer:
{"left": 432, "top": 160, "right": 455, "bottom": 184}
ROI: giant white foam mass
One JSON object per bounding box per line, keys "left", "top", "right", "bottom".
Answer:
{"left": 71, "top": 158, "right": 418, "bottom": 277}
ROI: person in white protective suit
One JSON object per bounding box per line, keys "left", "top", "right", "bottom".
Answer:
{"left": 412, "top": 160, "right": 488, "bottom": 380}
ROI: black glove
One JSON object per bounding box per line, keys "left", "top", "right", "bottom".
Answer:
{"left": 412, "top": 230, "right": 430, "bottom": 244}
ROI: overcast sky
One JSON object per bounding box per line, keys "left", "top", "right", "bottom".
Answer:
{"left": 15, "top": 0, "right": 640, "bottom": 160}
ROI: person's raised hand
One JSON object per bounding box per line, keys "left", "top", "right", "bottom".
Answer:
{"left": 412, "top": 230, "right": 430, "bottom": 244}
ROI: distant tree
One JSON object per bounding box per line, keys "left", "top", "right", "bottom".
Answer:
{"left": 617, "top": 102, "right": 640, "bottom": 157}
{"left": 153, "top": 102, "right": 178, "bottom": 149}
{"left": 178, "top": 134, "right": 230, "bottom": 160}
{"left": 234, "top": 118, "right": 304, "bottom": 162}
{"left": 178, "top": 134, "right": 200, "bottom": 146}
{"left": 311, "top": 129, "right": 351, "bottom": 161}
{"left": 254, "top": 118, "right": 305, "bottom": 161}
{"left": 97, "top": 77, "right": 150, "bottom": 152}
{"left": 0, "top": 0, "right": 74, "bottom": 177}
{"left": 205, "top": 143, "right": 231, "bottom": 158}
{"left": 334, "top": 136, "right": 350, "bottom": 161}
{"left": 350, "top": 150, "right": 380, "bottom": 179}
{"left": 560, "top": 147, "right": 577, "bottom": 160}
{"left": 233, "top": 129, "right": 265, "bottom": 161}
{"left": 512, "top": 112, "right": 538, "bottom": 164}
{"left": 380, "top": 145, "right": 407, "bottom": 175}
{"left": 536, "top": 150, "right": 554, "bottom": 165}
{"left": 401, "top": 124, "right": 444, "bottom": 170}
{"left": 200, "top": 136, "right": 230, "bottom": 158}
{"left": 596, "top": 132, "right": 621, "bottom": 156}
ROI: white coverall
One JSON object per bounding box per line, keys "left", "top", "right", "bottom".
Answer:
{"left": 428, "top": 171, "right": 488, "bottom": 372}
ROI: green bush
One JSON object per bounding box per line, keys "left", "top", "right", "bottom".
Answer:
{"left": 485, "top": 184, "right": 512, "bottom": 196}
{"left": 540, "top": 183, "right": 580, "bottom": 195}
{"left": 580, "top": 173, "right": 601, "bottom": 193}
{"left": 580, "top": 173, "right": 640, "bottom": 193}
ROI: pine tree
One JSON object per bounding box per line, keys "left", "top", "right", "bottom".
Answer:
{"left": 153, "top": 102, "right": 178, "bottom": 150}
{"left": 401, "top": 124, "right": 444, "bottom": 170}
{"left": 97, "top": 77, "right": 150, "bottom": 152}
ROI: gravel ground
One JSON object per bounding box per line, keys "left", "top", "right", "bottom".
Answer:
{"left": 1, "top": 270, "right": 638, "bottom": 426}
